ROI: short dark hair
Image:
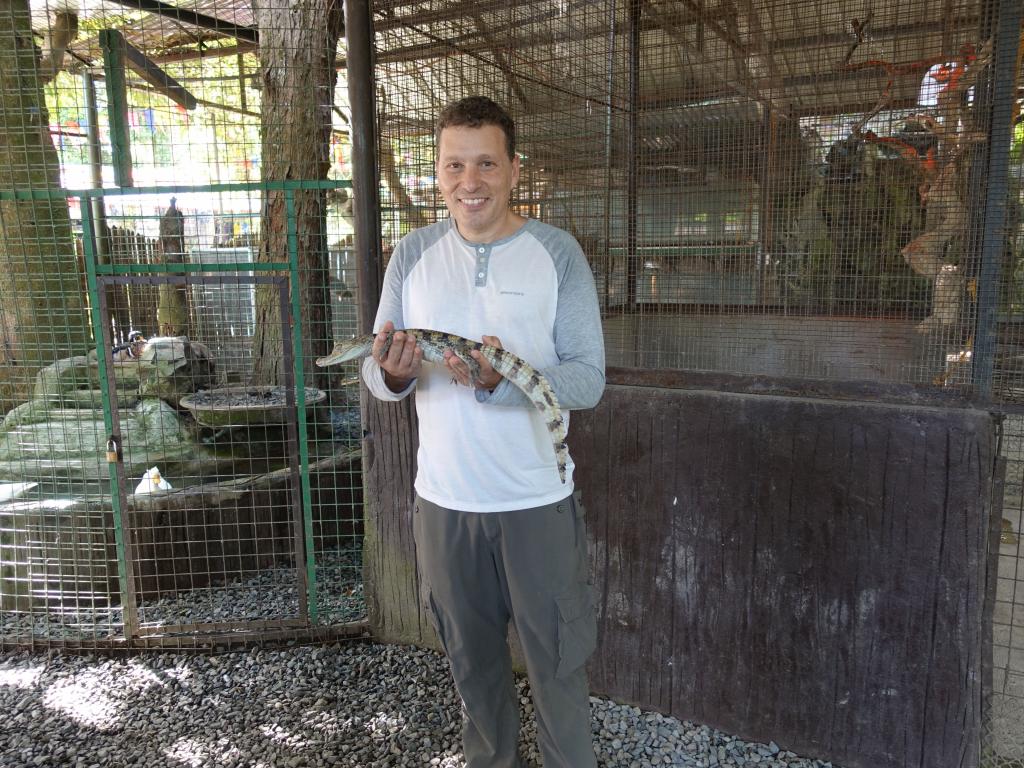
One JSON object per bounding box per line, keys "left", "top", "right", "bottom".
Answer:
{"left": 435, "top": 96, "right": 516, "bottom": 160}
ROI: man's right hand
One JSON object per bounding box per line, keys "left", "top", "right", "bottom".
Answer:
{"left": 374, "top": 320, "right": 423, "bottom": 393}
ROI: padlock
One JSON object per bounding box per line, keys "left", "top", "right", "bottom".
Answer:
{"left": 106, "top": 437, "right": 118, "bottom": 463}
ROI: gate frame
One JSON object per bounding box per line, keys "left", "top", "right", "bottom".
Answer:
{"left": 97, "top": 273, "right": 310, "bottom": 637}
{"left": 74, "top": 179, "right": 347, "bottom": 642}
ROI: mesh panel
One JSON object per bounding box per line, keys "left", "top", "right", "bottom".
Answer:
{"left": 0, "top": 0, "right": 364, "bottom": 649}
{"left": 373, "top": 0, "right": 1021, "bottom": 763}
{"left": 0, "top": 0, "right": 1022, "bottom": 761}
{"left": 994, "top": 415, "right": 1024, "bottom": 767}
{"left": 375, "top": 0, "right": 1019, "bottom": 391}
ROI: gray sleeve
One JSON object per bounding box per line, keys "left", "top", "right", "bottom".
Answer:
{"left": 478, "top": 228, "right": 605, "bottom": 410}
{"left": 362, "top": 237, "right": 418, "bottom": 402}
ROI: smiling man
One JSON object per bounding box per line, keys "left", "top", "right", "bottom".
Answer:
{"left": 361, "top": 96, "right": 605, "bottom": 768}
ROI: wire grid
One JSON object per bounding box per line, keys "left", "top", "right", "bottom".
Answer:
{"left": 993, "top": 415, "right": 1024, "bottom": 768}
{"left": 989, "top": 125, "right": 1024, "bottom": 764}
{"left": 0, "top": 0, "right": 363, "bottom": 649}
{"left": 998, "top": 134, "right": 1024, "bottom": 402}
{"left": 375, "top": 0, "right": 1018, "bottom": 392}
{"left": 373, "top": 0, "right": 1021, "bottom": 762}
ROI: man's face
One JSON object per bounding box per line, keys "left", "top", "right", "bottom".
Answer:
{"left": 436, "top": 124, "right": 520, "bottom": 243}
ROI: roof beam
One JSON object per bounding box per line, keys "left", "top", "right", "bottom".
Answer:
{"left": 643, "top": 0, "right": 785, "bottom": 116}
{"left": 463, "top": 1, "right": 531, "bottom": 108}
{"left": 372, "top": 13, "right": 976, "bottom": 67}
{"left": 674, "top": 0, "right": 748, "bottom": 57}
{"left": 149, "top": 42, "right": 257, "bottom": 63}
{"left": 770, "top": 16, "right": 977, "bottom": 52}
{"left": 97, "top": 0, "right": 259, "bottom": 44}
{"left": 122, "top": 37, "right": 198, "bottom": 109}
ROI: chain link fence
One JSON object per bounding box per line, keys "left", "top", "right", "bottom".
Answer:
{"left": 0, "top": 0, "right": 1022, "bottom": 762}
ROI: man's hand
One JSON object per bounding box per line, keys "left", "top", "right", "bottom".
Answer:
{"left": 444, "top": 335, "right": 504, "bottom": 391}
{"left": 374, "top": 320, "right": 422, "bottom": 393}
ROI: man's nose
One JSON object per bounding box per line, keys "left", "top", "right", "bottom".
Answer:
{"left": 461, "top": 165, "right": 481, "bottom": 188}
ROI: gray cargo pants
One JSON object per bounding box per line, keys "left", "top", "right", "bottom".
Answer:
{"left": 413, "top": 492, "right": 598, "bottom": 768}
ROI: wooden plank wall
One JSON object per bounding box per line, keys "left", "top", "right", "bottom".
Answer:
{"left": 363, "top": 384, "right": 997, "bottom": 768}
{"left": 77, "top": 227, "right": 159, "bottom": 341}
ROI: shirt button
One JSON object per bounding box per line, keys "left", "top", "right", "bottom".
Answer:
{"left": 477, "top": 272, "right": 485, "bottom": 278}
{"left": 478, "top": 247, "right": 485, "bottom": 253}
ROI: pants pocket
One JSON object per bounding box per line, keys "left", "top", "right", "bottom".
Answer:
{"left": 413, "top": 502, "right": 449, "bottom": 651}
{"left": 422, "top": 585, "right": 451, "bottom": 652}
{"left": 554, "top": 583, "right": 597, "bottom": 679}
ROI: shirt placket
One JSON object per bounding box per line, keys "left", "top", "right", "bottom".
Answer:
{"left": 473, "top": 244, "right": 491, "bottom": 287}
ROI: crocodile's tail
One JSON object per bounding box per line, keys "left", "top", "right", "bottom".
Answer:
{"left": 481, "top": 346, "right": 568, "bottom": 483}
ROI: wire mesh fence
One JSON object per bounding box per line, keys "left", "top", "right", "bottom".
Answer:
{"left": 994, "top": 415, "right": 1024, "bottom": 768}
{"left": 372, "top": 0, "right": 1022, "bottom": 763}
{"left": 0, "top": 186, "right": 365, "bottom": 649}
{"left": 375, "top": 0, "right": 1019, "bottom": 391}
{"left": 0, "top": 0, "right": 363, "bottom": 650}
{"left": 1, "top": 0, "right": 1023, "bottom": 762}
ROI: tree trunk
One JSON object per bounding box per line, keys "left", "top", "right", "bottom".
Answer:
{"left": 0, "top": 0, "right": 90, "bottom": 408}
{"left": 250, "top": 0, "right": 344, "bottom": 388}
{"left": 156, "top": 198, "right": 189, "bottom": 337}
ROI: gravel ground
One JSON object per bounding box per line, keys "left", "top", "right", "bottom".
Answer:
{"left": 182, "top": 387, "right": 326, "bottom": 409}
{"left": 0, "top": 642, "right": 839, "bottom": 768}
{"left": 0, "top": 548, "right": 365, "bottom": 642}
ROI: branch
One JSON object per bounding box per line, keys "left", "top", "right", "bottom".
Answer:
{"left": 38, "top": 12, "right": 78, "bottom": 86}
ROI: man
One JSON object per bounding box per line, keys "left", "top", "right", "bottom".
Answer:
{"left": 362, "top": 95, "right": 604, "bottom": 768}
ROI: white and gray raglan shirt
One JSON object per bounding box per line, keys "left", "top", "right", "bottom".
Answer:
{"left": 363, "top": 217, "right": 605, "bottom": 512}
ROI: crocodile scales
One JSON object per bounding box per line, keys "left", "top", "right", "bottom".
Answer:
{"left": 316, "top": 329, "right": 569, "bottom": 483}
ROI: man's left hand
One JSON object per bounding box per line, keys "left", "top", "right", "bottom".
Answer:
{"left": 444, "top": 335, "right": 504, "bottom": 391}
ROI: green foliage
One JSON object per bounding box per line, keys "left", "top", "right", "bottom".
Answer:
{"left": 779, "top": 143, "right": 932, "bottom": 315}
{"left": 76, "top": 11, "right": 146, "bottom": 34}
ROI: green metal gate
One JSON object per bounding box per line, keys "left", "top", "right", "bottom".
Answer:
{"left": 0, "top": 180, "right": 365, "bottom": 649}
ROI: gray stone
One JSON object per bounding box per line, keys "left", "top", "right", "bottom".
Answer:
{"left": 0, "top": 642, "right": 844, "bottom": 768}
{"left": 0, "top": 395, "right": 207, "bottom": 482}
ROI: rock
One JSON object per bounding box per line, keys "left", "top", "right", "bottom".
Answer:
{"left": 136, "top": 337, "right": 218, "bottom": 406}
{"left": 0, "top": 397, "right": 205, "bottom": 482}
{"left": 30, "top": 355, "right": 94, "bottom": 403}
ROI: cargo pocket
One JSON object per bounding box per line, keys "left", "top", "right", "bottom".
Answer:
{"left": 554, "top": 583, "right": 597, "bottom": 679}
{"left": 415, "top": 536, "right": 448, "bottom": 652}
{"left": 422, "top": 586, "right": 451, "bottom": 653}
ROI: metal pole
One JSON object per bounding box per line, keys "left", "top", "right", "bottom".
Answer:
{"left": 82, "top": 72, "right": 110, "bottom": 263}
{"left": 757, "top": 109, "right": 776, "bottom": 308}
{"left": 81, "top": 202, "right": 139, "bottom": 640}
{"left": 99, "top": 30, "right": 134, "bottom": 188}
{"left": 971, "top": 0, "right": 1022, "bottom": 397}
{"left": 602, "top": 1, "right": 617, "bottom": 316}
{"left": 344, "top": 0, "right": 384, "bottom": 335}
{"left": 626, "top": 0, "right": 640, "bottom": 311}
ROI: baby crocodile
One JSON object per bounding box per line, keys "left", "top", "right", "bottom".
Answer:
{"left": 317, "top": 329, "right": 568, "bottom": 483}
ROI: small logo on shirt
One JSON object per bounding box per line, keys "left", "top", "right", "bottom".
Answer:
{"left": 500, "top": 290, "right": 525, "bottom": 296}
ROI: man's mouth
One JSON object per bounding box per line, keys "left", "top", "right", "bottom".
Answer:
{"left": 459, "top": 198, "right": 487, "bottom": 207}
